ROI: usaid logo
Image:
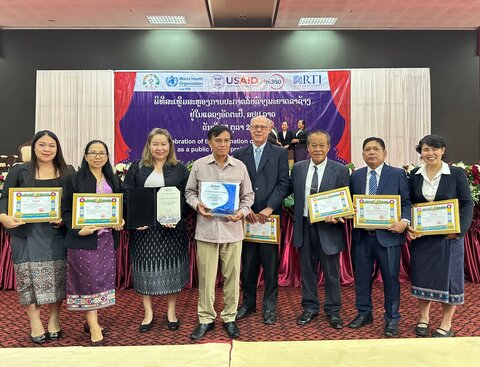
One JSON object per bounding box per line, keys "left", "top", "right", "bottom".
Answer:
{"left": 142, "top": 74, "right": 160, "bottom": 90}
{"left": 210, "top": 74, "right": 225, "bottom": 89}
{"left": 166, "top": 75, "right": 179, "bottom": 87}
{"left": 293, "top": 74, "right": 322, "bottom": 85}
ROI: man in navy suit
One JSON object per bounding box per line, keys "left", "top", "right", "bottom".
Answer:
{"left": 289, "top": 130, "right": 349, "bottom": 329}
{"left": 347, "top": 137, "right": 411, "bottom": 337}
{"left": 233, "top": 115, "right": 289, "bottom": 324}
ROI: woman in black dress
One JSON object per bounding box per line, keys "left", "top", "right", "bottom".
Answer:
{"left": 0, "top": 130, "right": 73, "bottom": 344}
{"left": 408, "top": 135, "right": 473, "bottom": 337}
{"left": 123, "top": 128, "right": 189, "bottom": 333}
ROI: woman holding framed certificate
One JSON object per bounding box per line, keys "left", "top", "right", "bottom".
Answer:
{"left": 0, "top": 130, "right": 73, "bottom": 344}
{"left": 62, "top": 140, "right": 123, "bottom": 346}
{"left": 408, "top": 135, "right": 473, "bottom": 338}
{"left": 123, "top": 128, "right": 189, "bottom": 334}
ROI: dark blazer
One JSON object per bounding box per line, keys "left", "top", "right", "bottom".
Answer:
{"left": 62, "top": 169, "right": 122, "bottom": 250}
{"left": 351, "top": 164, "right": 411, "bottom": 247}
{"left": 122, "top": 159, "right": 190, "bottom": 224}
{"left": 0, "top": 163, "right": 74, "bottom": 238}
{"left": 278, "top": 130, "right": 294, "bottom": 147}
{"left": 294, "top": 129, "right": 308, "bottom": 146}
{"left": 289, "top": 159, "right": 349, "bottom": 255}
{"left": 409, "top": 165, "right": 473, "bottom": 236}
{"left": 268, "top": 128, "right": 280, "bottom": 146}
{"left": 233, "top": 142, "right": 289, "bottom": 216}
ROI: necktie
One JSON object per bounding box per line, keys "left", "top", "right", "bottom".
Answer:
{"left": 254, "top": 147, "right": 261, "bottom": 171}
{"left": 310, "top": 166, "right": 318, "bottom": 195}
{"left": 369, "top": 170, "right": 378, "bottom": 195}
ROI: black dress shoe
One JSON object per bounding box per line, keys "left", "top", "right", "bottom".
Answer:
{"left": 46, "top": 330, "right": 62, "bottom": 340}
{"left": 263, "top": 310, "right": 276, "bottom": 325}
{"left": 347, "top": 314, "right": 373, "bottom": 329}
{"left": 166, "top": 315, "right": 180, "bottom": 331}
{"left": 31, "top": 333, "right": 47, "bottom": 344}
{"left": 190, "top": 322, "right": 215, "bottom": 340}
{"left": 91, "top": 338, "right": 104, "bottom": 347}
{"left": 414, "top": 321, "right": 429, "bottom": 337}
{"left": 223, "top": 322, "right": 240, "bottom": 338}
{"left": 384, "top": 321, "right": 399, "bottom": 337}
{"left": 236, "top": 304, "right": 256, "bottom": 320}
{"left": 297, "top": 310, "right": 319, "bottom": 326}
{"left": 327, "top": 314, "right": 343, "bottom": 329}
{"left": 432, "top": 327, "right": 454, "bottom": 338}
{"left": 139, "top": 317, "right": 155, "bottom": 333}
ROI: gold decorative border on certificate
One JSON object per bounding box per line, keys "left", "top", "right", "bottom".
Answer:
{"left": 72, "top": 193, "right": 123, "bottom": 229}
{"left": 244, "top": 214, "right": 280, "bottom": 244}
{"left": 8, "top": 187, "right": 62, "bottom": 223}
{"left": 411, "top": 199, "right": 460, "bottom": 235}
{"left": 353, "top": 194, "right": 401, "bottom": 229}
{"left": 307, "top": 186, "right": 354, "bottom": 223}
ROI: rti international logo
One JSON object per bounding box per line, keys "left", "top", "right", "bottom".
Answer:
{"left": 293, "top": 74, "right": 323, "bottom": 85}
{"left": 142, "top": 74, "right": 161, "bottom": 90}
{"left": 166, "top": 75, "right": 179, "bottom": 87}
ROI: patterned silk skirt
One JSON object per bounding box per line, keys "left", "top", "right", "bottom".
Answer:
{"left": 66, "top": 231, "right": 116, "bottom": 311}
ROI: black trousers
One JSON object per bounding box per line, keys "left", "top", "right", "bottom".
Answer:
{"left": 240, "top": 241, "right": 279, "bottom": 311}
{"left": 300, "top": 220, "right": 341, "bottom": 315}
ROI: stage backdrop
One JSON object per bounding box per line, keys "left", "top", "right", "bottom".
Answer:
{"left": 114, "top": 70, "right": 351, "bottom": 164}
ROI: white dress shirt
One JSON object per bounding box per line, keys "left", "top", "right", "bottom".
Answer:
{"left": 304, "top": 158, "right": 328, "bottom": 217}
{"left": 416, "top": 161, "right": 451, "bottom": 202}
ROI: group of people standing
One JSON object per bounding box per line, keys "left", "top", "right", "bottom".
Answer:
{"left": 0, "top": 116, "right": 473, "bottom": 346}
{"left": 267, "top": 119, "right": 309, "bottom": 162}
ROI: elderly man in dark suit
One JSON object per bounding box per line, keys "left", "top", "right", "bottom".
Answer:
{"left": 348, "top": 137, "right": 411, "bottom": 337}
{"left": 233, "top": 115, "right": 289, "bottom": 324}
{"left": 289, "top": 130, "right": 349, "bottom": 329}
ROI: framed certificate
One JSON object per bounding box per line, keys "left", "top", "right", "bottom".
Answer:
{"left": 244, "top": 215, "right": 280, "bottom": 244}
{"left": 200, "top": 182, "right": 239, "bottom": 216}
{"left": 353, "top": 195, "right": 401, "bottom": 229}
{"left": 8, "top": 187, "right": 62, "bottom": 223}
{"left": 72, "top": 193, "right": 123, "bottom": 229}
{"left": 157, "top": 187, "right": 181, "bottom": 225}
{"left": 412, "top": 199, "right": 460, "bottom": 235}
{"left": 307, "top": 186, "right": 354, "bottom": 223}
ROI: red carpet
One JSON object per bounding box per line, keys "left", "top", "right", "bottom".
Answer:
{"left": 1, "top": 282, "right": 479, "bottom": 348}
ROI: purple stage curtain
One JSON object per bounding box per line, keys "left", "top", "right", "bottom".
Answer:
{"left": 1, "top": 208, "right": 479, "bottom": 290}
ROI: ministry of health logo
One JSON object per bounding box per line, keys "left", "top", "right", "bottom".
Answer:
{"left": 166, "top": 75, "right": 179, "bottom": 87}
{"left": 210, "top": 74, "right": 225, "bottom": 89}
{"left": 142, "top": 74, "right": 160, "bottom": 90}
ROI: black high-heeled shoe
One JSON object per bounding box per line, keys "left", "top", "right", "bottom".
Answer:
{"left": 139, "top": 316, "right": 154, "bottom": 332}
{"left": 84, "top": 322, "right": 109, "bottom": 335}
{"left": 47, "top": 330, "right": 62, "bottom": 340}
{"left": 166, "top": 314, "right": 180, "bottom": 331}
{"left": 31, "top": 333, "right": 47, "bottom": 344}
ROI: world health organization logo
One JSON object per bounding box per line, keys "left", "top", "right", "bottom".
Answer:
{"left": 142, "top": 74, "right": 160, "bottom": 90}
{"left": 210, "top": 74, "right": 225, "bottom": 89}
{"left": 166, "top": 75, "right": 179, "bottom": 87}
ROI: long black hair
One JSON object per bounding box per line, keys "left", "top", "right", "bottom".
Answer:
{"left": 75, "top": 140, "right": 120, "bottom": 192}
{"left": 26, "top": 130, "right": 70, "bottom": 185}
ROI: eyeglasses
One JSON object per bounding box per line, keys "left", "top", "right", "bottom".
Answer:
{"left": 87, "top": 152, "right": 107, "bottom": 158}
{"left": 250, "top": 125, "right": 269, "bottom": 131}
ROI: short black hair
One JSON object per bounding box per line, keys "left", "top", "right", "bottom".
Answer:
{"left": 307, "top": 130, "right": 331, "bottom": 144}
{"left": 208, "top": 125, "right": 232, "bottom": 140}
{"left": 362, "top": 137, "right": 386, "bottom": 150}
{"left": 415, "top": 134, "right": 446, "bottom": 154}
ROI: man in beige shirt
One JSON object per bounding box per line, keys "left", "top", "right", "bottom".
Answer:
{"left": 185, "top": 125, "right": 254, "bottom": 340}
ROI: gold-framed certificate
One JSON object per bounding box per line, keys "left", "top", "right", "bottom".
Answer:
{"left": 412, "top": 199, "right": 460, "bottom": 235}
{"left": 353, "top": 195, "right": 401, "bottom": 229}
{"left": 244, "top": 215, "right": 280, "bottom": 244}
{"left": 307, "top": 186, "right": 354, "bottom": 223}
{"left": 72, "top": 193, "right": 123, "bottom": 229}
{"left": 8, "top": 187, "right": 62, "bottom": 223}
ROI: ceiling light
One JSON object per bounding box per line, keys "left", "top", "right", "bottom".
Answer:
{"left": 298, "top": 17, "right": 338, "bottom": 26}
{"left": 146, "top": 16, "right": 187, "bottom": 25}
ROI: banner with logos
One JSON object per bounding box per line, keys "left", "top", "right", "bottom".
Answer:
{"left": 114, "top": 70, "right": 350, "bottom": 164}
